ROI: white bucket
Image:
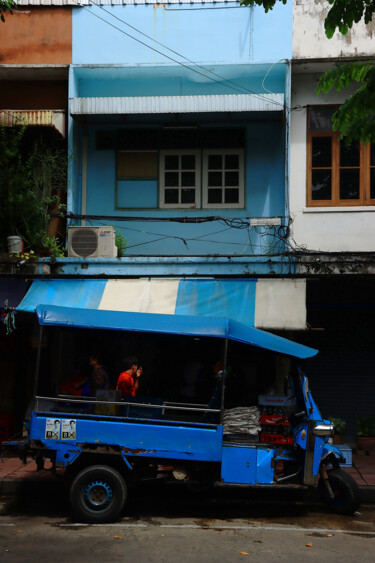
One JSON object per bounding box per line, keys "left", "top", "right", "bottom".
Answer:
{"left": 7, "top": 236, "right": 23, "bottom": 254}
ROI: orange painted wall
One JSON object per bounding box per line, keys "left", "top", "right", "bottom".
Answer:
{"left": 0, "top": 8, "right": 72, "bottom": 64}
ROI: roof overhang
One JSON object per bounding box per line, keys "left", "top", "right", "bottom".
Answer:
{"left": 35, "top": 304, "right": 318, "bottom": 359}
{"left": 0, "top": 65, "right": 69, "bottom": 81}
{"left": 70, "top": 94, "right": 284, "bottom": 116}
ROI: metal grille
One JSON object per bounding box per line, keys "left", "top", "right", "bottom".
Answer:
{"left": 70, "top": 228, "right": 98, "bottom": 257}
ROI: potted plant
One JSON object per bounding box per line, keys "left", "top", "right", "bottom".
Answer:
{"left": 330, "top": 417, "right": 347, "bottom": 445}
{"left": 356, "top": 416, "right": 375, "bottom": 451}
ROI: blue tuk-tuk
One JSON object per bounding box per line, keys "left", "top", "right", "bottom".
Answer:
{"left": 4, "top": 304, "right": 359, "bottom": 522}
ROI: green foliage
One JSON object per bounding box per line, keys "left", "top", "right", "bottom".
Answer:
{"left": 0, "top": 125, "right": 68, "bottom": 253}
{"left": 317, "top": 62, "right": 375, "bottom": 144}
{"left": 325, "top": 0, "right": 375, "bottom": 39}
{"left": 115, "top": 231, "right": 128, "bottom": 257}
{"left": 357, "top": 416, "right": 375, "bottom": 437}
{"left": 42, "top": 235, "right": 66, "bottom": 257}
{"left": 0, "top": 0, "right": 17, "bottom": 23}
{"left": 240, "top": 0, "right": 286, "bottom": 13}
{"left": 330, "top": 416, "right": 347, "bottom": 435}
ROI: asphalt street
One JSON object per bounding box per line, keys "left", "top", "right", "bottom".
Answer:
{"left": 1, "top": 482, "right": 375, "bottom": 561}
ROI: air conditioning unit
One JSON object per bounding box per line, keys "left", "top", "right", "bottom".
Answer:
{"left": 68, "top": 226, "right": 118, "bottom": 258}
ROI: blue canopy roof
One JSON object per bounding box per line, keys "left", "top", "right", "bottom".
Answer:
{"left": 36, "top": 305, "right": 318, "bottom": 360}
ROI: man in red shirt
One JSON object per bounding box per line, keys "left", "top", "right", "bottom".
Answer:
{"left": 116, "top": 356, "right": 143, "bottom": 398}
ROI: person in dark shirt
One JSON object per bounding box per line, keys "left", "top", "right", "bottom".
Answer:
{"left": 89, "top": 353, "right": 110, "bottom": 395}
{"left": 116, "top": 356, "right": 143, "bottom": 398}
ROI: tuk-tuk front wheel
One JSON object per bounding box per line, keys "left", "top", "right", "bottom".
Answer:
{"left": 318, "top": 468, "right": 360, "bottom": 515}
{"left": 70, "top": 465, "right": 127, "bottom": 523}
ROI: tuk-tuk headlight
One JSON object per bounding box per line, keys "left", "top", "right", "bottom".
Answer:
{"left": 313, "top": 423, "right": 334, "bottom": 437}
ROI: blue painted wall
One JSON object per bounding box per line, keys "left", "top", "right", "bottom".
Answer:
{"left": 68, "top": 2, "right": 292, "bottom": 259}
{"left": 72, "top": 63, "right": 287, "bottom": 98}
{"left": 72, "top": 3, "right": 292, "bottom": 65}
{"left": 72, "top": 118, "right": 286, "bottom": 256}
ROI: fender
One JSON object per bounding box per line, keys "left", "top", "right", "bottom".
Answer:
{"left": 321, "top": 443, "right": 345, "bottom": 465}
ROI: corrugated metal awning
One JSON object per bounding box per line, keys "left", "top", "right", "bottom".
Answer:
{"left": 70, "top": 94, "right": 284, "bottom": 116}
{"left": 0, "top": 110, "right": 66, "bottom": 138}
{"left": 17, "top": 278, "right": 307, "bottom": 330}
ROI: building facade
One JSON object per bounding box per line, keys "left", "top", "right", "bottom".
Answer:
{"left": 2, "top": 1, "right": 375, "bottom": 440}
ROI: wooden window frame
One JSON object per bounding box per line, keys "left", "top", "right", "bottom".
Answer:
{"left": 307, "top": 107, "right": 375, "bottom": 207}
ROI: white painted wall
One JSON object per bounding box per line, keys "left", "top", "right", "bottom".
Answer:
{"left": 289, "top": 73, "right": 375, "bottom": 252}
{"left": 293, "top": 0, "right": 375, "bottom": 59}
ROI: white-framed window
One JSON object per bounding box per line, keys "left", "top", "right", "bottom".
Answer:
{"left": 202, "top": 149, "right": 244, "bottom": 208}
{"left": 159, "top": 150, "right": 201, "bottom": 209}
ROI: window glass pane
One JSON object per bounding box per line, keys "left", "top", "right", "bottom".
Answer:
{"left": 340, "top": 140, "right": 360, "bottom": 167}
{"left": 164, "top": 189, "right": 179, "bottom": 204}
{"left": 165, "top": 172, "right": 179, "bottom": 187}
{"left": 224, "top": 188, "right": 239, "bottom": 204}
{"left": 225, "top": 171, "right": 239, "bottom": 186}
{"left": 340, "top": 169, "right": 360, "bottom": 200}
{"left": 371, "top": 168, "right": 375, "bottom": 199}
{"left": 371, "top": 144, "right": 375, "bottom": 166}
{"left": 208, "top": 155, "right": 222, "bottom": 169}
{"left": 165, "top": 155, "right": 179, "bottom": 170}
{"left": 208, "top": 188, "right": 222, "bottom": 204}
{"left": 309, "top": 106, "right": 336, "bottom": 131}
{"left": 312, "top": 137, "right": 332, "bottom": 167}
{"left": 225, "top": 154, "right": 239, "bottom": 169}
{"left": 208, "top": 171, "right": 222, "bottom": 186}
{"left": 181, "top": 154, "right": 195, "bottom": 170}
{"left": 311, "top": 170, "right": 332, "bottom": 200}
{"left": 181, "top": 188, "right": 195, "bottom": 204}
{"left": 181, "top": 171, "right": 195, "bottom": 187}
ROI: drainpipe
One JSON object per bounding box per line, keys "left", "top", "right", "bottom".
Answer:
{"left": 284, "top": 62, "right": 291, "bottom": 234}
{"left": 284, "top": 60, "right": 292, "bottom": 274}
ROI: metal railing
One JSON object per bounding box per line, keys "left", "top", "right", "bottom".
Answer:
{"left": 34, "top": 395, "right": 221, "bottom": 422}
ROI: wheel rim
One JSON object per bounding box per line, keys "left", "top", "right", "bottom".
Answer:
{"left": 83, "top": 480, "right": 113, "bottom": 513}
{"left": 331, "top": 485, "right": 346, "bottom": 508}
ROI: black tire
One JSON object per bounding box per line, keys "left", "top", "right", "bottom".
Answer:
{"left": 70, "top": 465, "right": 127, "bottom": 523}
{"left": 318, "top": 468, "right": 360, "bottom": 515}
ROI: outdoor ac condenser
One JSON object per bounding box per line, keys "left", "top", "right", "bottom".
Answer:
{"left": 68, "top": 226, "right": 118, "bottom": 258}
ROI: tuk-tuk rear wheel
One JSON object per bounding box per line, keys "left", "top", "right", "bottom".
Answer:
{"left": 70, "top": 465, "right": 127, "bottom": 523}
{"left": 318, "top": 468, "right": 360, "bottom": 515}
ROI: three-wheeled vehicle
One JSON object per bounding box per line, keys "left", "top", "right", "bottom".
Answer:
{"left": 4, "top": 304, "right": 359, "bottom": 522}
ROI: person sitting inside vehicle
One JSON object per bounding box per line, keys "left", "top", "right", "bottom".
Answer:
{"left": 116, "top": 356, "right": 143, "bottom": 398}
{"left": 88, "top": 353, "right": 110, "bottom": 396}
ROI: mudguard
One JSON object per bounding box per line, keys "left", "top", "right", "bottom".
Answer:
{"left": 321, "top": 443, "right": 345, "bottom": 465}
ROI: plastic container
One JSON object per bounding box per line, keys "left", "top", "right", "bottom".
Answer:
{"left": 7, "top": 236, "right": 23, "bottom": 254}
{"left": 337, "top": 444, "right": 353, "bottom": 467}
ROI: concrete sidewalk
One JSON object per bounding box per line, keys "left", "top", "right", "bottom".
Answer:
{"left": 1, "top": 452, "right": 375, "bottom": 502}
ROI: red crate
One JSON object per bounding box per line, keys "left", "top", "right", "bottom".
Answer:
{"left": 260, "top": 414, "right": 290, "bottom": 426}
{"left": 0, "top": 414, "right": 16, "bottom": 444}
{"left": 260, "top": 433, "right": 294, "bottom": 445}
